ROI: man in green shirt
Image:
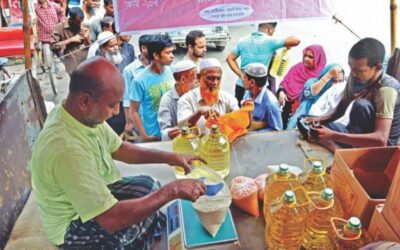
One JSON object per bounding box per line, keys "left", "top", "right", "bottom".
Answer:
{"left": 31, "top": 56, "right": 206, "bottom": 249}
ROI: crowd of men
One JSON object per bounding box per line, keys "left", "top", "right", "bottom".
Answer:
{"left": 32, "top": 0, "right": 400, "bottom": 248}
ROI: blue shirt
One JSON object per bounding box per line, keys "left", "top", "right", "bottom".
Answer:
{"left": 123, "top": 57, "right": 146, "bottom": 108}
{"left": 130, "top": 66, "right": 174, "bottom": 137}
{"left": 244, "top": 86, "right": 283, "bottom": 131}
{"left": 117, "top": 42, "right": 135, "bottom": 73}
{"left": 232, "top": 31, "right": 284, "bottom": 87}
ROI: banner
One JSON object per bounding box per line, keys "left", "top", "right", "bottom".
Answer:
{"left": 114, "top": 0, "right": 333, "bottom": 34}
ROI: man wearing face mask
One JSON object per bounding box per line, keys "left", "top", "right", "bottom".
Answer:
{"left": 177, "top": 58, "right": 239, "bottom": 134}
{"left": 308, "top": 38, "right": 400, "bottom": 152}
{"left": 51, "top": 7, "right": 91, "bottom": 76}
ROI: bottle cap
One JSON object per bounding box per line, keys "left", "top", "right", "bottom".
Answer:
{"left": 181, "top": 126, "right": 190, "bottom": 135}
{"left": 278, "top": 164, "right": 289, "bottom": 174}
{"left": 283, "top": 190, "right": 296, "bottom": 203}
{"left": 210, "top": 124, "right": 220, "bottom": 133}
{"left": 321, "top": 188, "right": 334, "bottom": 200}
{"left": 312, "top": 161, "right": 323, "bottom": 173}
{"left": 347, "top": 217, "right": 362, "bottom": 233}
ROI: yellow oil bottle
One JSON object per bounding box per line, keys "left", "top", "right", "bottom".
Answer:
{"left": 302, "top": 188, "right": 338, "bottom": 249}
{"left": 263, "top": 164, "right": 301, "bottom": 225}
{"left": 265, "top": 190, "right": 307, "bottom": 249}
{"left": 172, "top": 126, "right": 200, "bottom": 178}
{"left": 200, "top": 124, "right": 230, "bottom": 178}
{"left": 302, "top": 160, "right": 332, "bottom": 192}
{"left": 269, "top": 48, "right": 289, "bottom": 77}
{"left": 329, "top": 217, "right": 370, "bottom": 249}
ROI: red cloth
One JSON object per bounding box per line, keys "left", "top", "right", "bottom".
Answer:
{"left": 34, "top": 1, "right": 65, "bottom": 43}
{"left": 0, "top": 28, "right": 34, "bottom": 57}
{"left": 280, "top": 44, "right": 327, "bottom": 101}
{"left": 291, "top": 97, "right": 300, "bottom": 114}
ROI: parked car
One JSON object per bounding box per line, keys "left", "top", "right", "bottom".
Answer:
{"left": 167, "top": 26, "right": 230, "bottom": 52}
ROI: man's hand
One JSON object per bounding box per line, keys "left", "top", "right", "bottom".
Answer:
{"left": 80, "top": 25, "right": 90, "bottom": 39}
{"left": 308, "top": 125, "right": 335, "bottom": 141}
{"left": 278, "top": 91, "right": 287, "bottom": 107}
{"left": 168, "top": 179, "right": 206, "bottom": 202}
{"left": 168, "top": 154, "right": 206, "bottom": 174}
{"left": 241, "top": 99, "right": 253, "bottom": 107}
{"left": 67, "top": 35, "right": 83, "bottom": 44}
{"left": 168, "top": 127, "right": 181, "bottom": 140}
{"left": 124, "top": 121, "right": 134, "bottom": 134}
{"left": 199, "top": 106, "right": 219, "bottom": 120}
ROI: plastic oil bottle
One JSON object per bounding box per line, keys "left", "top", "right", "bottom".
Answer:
{"left": 172, "top": 126, "right": 200, "bottom": 178}
{"left": 269, "top": 48, "right": 290, "bottom": 77}
{"left": 302, "top": 188, "right": 338, "bottom": 249}
{"left": 263, "top": 164, "right": 302, "bottom": 225}
{"left": 302, "top": 160, "right": 333, "bottom": 192}
{"left": 265, "top": 190, "right": 307, "bottom": 249}
{"left": 200, "top": 124, "right": 230, "bottom": 178}
{"left": 329, "top": 217, "right": 369, "bottom": 249}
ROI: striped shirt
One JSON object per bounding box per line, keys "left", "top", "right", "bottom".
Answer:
{"left": 35, "top": 1, "right": 64, "bottom": 43}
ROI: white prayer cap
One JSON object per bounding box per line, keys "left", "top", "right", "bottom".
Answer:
{"left": 172, "top": 60, "right": 196, "bottom": 73}
{"left": 97, "top": 31, "right": 115, "bottom": 46}
{"left": 199, "top": 58, "right": 222, "bottom": 72}
{"left": 245, "top": 63, "right": 268, "bottom": 77}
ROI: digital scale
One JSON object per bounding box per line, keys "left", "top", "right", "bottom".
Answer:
{"left": 167, "top": 199, "right": 240, "bottom": 250}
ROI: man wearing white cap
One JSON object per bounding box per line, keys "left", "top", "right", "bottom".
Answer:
{"left": 158, "top": 60, "right": 197, "bottom": 141}
{"left": 177, "top": 58, "right": 239, "bottom": 134}
{"left": 91, "top": 31, "right": 126, "bottom": 136}
{"left": 87, "top": 30, "right": 114, "bottom": 59}
{"left": 242, "top": 62, "right": 283, "bottom": 131}
{"left": 95, "top": 32, "right": 124, "bottom": 68}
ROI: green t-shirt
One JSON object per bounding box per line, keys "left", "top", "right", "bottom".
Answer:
{"left": 31, "top": 103, "right": 123, "bottom": 245}
{"left": 374, "top": 86, "right": 398, "bottom": 119}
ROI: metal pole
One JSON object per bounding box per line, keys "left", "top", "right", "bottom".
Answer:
{"left": 391, "top": 0, "right": 398, "bottom": 55}
{"left": 22, "top": 0, "right": 31, "bottom": 69}
{"left": 332, "top": 15, "right": 361, "bottom": 40}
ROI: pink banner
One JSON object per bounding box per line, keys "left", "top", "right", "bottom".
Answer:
{"left": 114, "top": 0, "right": 333, "bottom": 33}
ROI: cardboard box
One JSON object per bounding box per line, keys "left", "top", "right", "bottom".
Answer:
{"left": 382, "top": 147, "right": 400, "bottom": 237}
{"left": 330, "top": 147, "right": 399, "bottom": 228}
{"left": 368, "top": 204, "right": 400, "bottom": 242}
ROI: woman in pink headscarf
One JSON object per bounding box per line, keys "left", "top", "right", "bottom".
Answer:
{"left": 277, "top": 44, "right": 327, "bottom": 129}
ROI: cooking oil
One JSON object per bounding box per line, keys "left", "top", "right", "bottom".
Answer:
{"left": 172, "top": 126, "right": 200, "bottom": 178}
{"left": 270, "top": 48, "right": 289, "bottom": 77}
{"left": 329, "top": 217, "right": 369, "bottom": 249}
{"left": 263, "top": 164, "right": 301, "bottom": 224}
{"left": 200, "top": 124, "right": 230, "bottom": 178}
{"left": 302, "top": 160, "right": 332, "bottom": 192}
{"left": 302, "top": 188, "right": 337, "bottom": 249}
{"left": 265, "top": 190, "right": 307, "bottom": 249}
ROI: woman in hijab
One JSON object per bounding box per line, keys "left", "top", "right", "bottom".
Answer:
{"left": 286, "top": 63, "right": 345, "bottom": 129}
{"left": 277, "top": 44, "right": 327, "bottom": 129}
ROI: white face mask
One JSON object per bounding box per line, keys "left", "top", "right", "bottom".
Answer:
{"left": 105, "top": 51, "right": 123, "bottom": 65}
